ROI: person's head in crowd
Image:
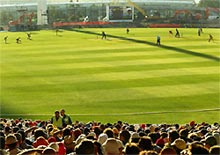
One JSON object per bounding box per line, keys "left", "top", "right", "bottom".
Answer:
{"left": 4, "top": 126, "right": 11, "bottom": 136}
{"left": 73, "top": 128, "right": 82, "bottom": 140}
{"left": 179, "top": 129, "right": 189, "bottom": 140}
{"left": 203, "top": 135, "right": 217, "bottom": 149}
{"left": 209, "top": 145, "right": 220, "bottom": 155}
{"left": 14, "top": 133, "right": 22, "bottom": 147}
{"left": 212, "top": 132, "right": 220, "bottom": 145}
{"left": 32, "top": 136, "right": 49, "bottom": 148}
{"left": 139, "top": 150, "right": 158, "bottom": 155}
{"left": 75, "top": 139, "right": 95, "bottom": 155}
{"left": 119, "top": 130, "right": 131, "bottom": 145}
{"left": 171, "top": 138, "right": 186, "bottom": 154}
{"left": 113, "top": 127, "right": 119, "bottom": 138}
{"left": 48, "top": 142, "right": 59, "bottom": 153}
{"left": 98, "top": 133, "right": 108, "bottom": 145}
{"left": 34, "top": 128, "right": 47, "bottom": 140}
{"left": 156, "top": 137, "right": 165, "bottom": 148}
{"left": 138, "top": 136, "right": 153, "bottom": 151}
{"left": 94, "top": 141, "right": 104, "bottom": 155}
{"left": 188, "top": 143, "right": 209, "bottom": 155}
{"left": 148, "top": 132, "right": 160, "bottom": 144}
{"left": 159, "top": 147, "right": 177, "bottom": 155}
{"left": 94, "top": 126, "right": 102, "bottom": 138}
{"left": 63, "top": 127, "right": 71, "bottom": 138}
{"left": 187, "top": 133, "right": 201, "bottom": 142}
{"left": 5, "top": 133, "right": 21, "bottom": 154}
{"left": 130, "top": 132, "right": 140, "bottom": 143}
{"left": 63, "top": 135, "right": 75, "bottom": 154}
{"left": 48, "top": 136, "right": 57, "bottom": 143}
{"left": 103, "top": 128, "right": 114, "bottom": 138}
{"left": 103, "top": 138, "right": 122, "bottom": 155}
{"left": 42, "top": 147, "right": 57, "bottom": 155}
{"left": 168, "top": 130, "right": 179, "bottom": 143}
{"left": 123, "top": 142, "right": 140, "bottom": 155}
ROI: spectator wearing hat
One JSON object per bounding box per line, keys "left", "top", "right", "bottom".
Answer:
{"left": 60, "top": 109, "right": 72, "bottom": 128}
{"left": 51, "top": 110, "right": 63, "bottom": 129}
{"left": 102, "top": 138, "right": 123, "bottom": 155}
{"left": 130, "top": 132, "right": 140, "bottom": 143}
{"left": 171, "top": 138, "right": 186, "bottom": 154}
{"left": 5, "top": 134, "right": 21, "bottom": 155}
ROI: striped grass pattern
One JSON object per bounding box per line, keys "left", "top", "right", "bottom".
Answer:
{"left": 0, "top": 28, "right": 219, "bottom": 123}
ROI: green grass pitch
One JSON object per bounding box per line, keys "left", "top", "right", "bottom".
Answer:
{"left": 0, "top": 28, "right": 219, "bottom": 124}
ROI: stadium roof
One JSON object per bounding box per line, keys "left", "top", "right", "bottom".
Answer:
{"left": 0, "top": 0, "right": 196, "bottom": 5}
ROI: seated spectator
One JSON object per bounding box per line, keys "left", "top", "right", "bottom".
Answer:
{"left": 209, "top": 145, "right": 220, "bottom": 155}
{"left": 188, "top": 143, "right": 209, "bottom": 155}
{"left": 171, "top": 138, "right": 187, "bottom": 154}
{"left": 123, "top": 142, "right": 140, "bottom": 155}
{"left": 159, "top": 147, "right": 177, "bottom": 155}
{"left": 75, "top": 139, "right": 95, "bottom": 154}
{"left": 103, "top": 138, "right": 123, "bottom": 155}
{"left": 5, "top": 134, "right": 21, "bottom": 155}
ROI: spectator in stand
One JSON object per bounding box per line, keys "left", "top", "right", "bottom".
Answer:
{"left": 171, "top": 138, "right": 187, "bottom": 155}
{"left": 159, "top": 147, "right": 177, "bottom": 155}
{"left": 5, "top": 134, "right": 21, "bottom": 155}
{"left": 119, "top": 129, "right": 131, "bottom": 145}
{"left": 51, "top": 110, "right": 63, "bottom": 129}
{"left": 75, "top": 139, "right": 95, "bottom": 154}
{"left": 102, "top": 138, "right": 123, "bottom": 155}
{"left": 60, "top": 109, "right": 72, "bottom": 127}
{"left": 209, "top": 145, "right": 220, "bottom": 155}
{"left": 123, "top": 142, "right": 140, "bottom": 155}
{"left": 188, "top": 143, "right": 209, "bottom": 155}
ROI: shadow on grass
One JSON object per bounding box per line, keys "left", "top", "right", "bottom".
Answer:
{"left": 72, "top": 29, "right": 220, "bottom": 62}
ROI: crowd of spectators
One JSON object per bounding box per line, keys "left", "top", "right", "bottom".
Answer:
{"left": 0, "top": 110, "right": 219, "bottom": 155}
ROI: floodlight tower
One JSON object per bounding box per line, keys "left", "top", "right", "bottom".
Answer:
{"left": 37, "top": 0, "right": 48, "bottom": 25}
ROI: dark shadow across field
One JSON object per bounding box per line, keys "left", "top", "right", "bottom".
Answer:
{"left": 72, "top": 29, "right": 220, "bottom": 62}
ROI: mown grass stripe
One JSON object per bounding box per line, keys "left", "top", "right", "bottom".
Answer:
{"left": 2, "top": 82, "right": 218, "bottom": 103}
{"left": 2, "top": 57, "right": 216, "bottom": 72}
{"left": 3, "top": 74, "right": 219, "bottom": 92}
{"left": 2, "top": 61, "right": 218, "bottom": 77}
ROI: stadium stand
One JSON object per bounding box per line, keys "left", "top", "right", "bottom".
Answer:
{"left": 0, "top": 117, "right": 219, "bottom": 155}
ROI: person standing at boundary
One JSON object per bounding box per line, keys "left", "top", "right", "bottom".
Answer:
{"left": 156, "top": 35, "right": 161, "bottom": 45}
{"left": 208, "top": 34, "right": 214, "bottom": 42}
{"left": 60, "top": 109, "right": 72, "bottom": 128}
{"left": 51, "top": 110, "right": 63, "bottom": 129}
{"left": 175, "top": 28, "right": 180, "bottom": 38}
{"left": 126, "top": 28, "right": 130, "bottom": 34}
{"left": 4, "top": 36, "right": 8, "bottom": 44}
{"left": 102, "top": 31, "right": 106, "bottom": 39}
{"left": 27, "top": 32, "right": 32, "bottom": 40}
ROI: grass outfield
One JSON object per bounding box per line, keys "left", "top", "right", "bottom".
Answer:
{"left": 0, "top": 28, "right": 219, "bottom": 124}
